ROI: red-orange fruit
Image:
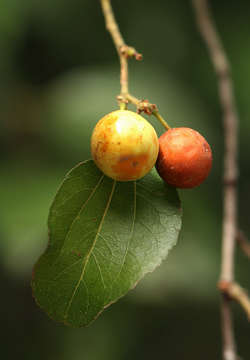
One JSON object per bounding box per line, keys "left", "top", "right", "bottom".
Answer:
{"left": 156, "top": 127, "right": 212, "bottom": 188}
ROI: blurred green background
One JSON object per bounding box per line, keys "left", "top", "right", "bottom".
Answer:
{"left": 1, "top": 0, "right": 249, "bottom": 359}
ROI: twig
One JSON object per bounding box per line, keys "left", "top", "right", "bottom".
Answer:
{"left": 220, "top": 301, "right": 237, "bottom": 360}
{"left": 192, "top": 1, "right": 239, "bottom": 359}
{"left": 236, "top": 230, "right": 250, "bottom": 258}
{"left": 229, "top": 283, "right": 250, "bottom": 320}
{"left": 231, "top": 285, "right": 250, "bottom": 321}
{"left": 100, "top": 0, "right": 141, "bottom": 99}
{"left": 99, "top": 0, "right": 171, "bottom": 130}
{"left": 219, "top": 281, "right": 250, "bottom": 321}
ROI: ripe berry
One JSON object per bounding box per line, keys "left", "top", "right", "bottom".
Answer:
{"left": 156, "top": 127, "right": 212, "bottom": 188}
{"left": 91, "top": 110, "right": 159, "bottom": 181}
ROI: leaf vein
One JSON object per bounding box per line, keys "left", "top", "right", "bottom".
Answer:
{"left": 53, "top": 258, "right": 82, "bottom": 281}
{"left": 63, "top": 180, "right": 116, "bottom": 320}
{"left": 109, "top": 181, "right": 137, "bottom": 294}
{"left": 97, "top": 233, "right": 114, "bottom": 256}
{"left": 55, "top": 175, "right": 104, "bottom": 260}
{"left": 53, "top": 188, "right": 95, "bottom": 212}
{"left": 92, "top": 252, "right": 106, "bottom": 289}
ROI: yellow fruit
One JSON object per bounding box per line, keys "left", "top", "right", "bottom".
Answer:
{"left": 91, "top": 110, "right": 159, "bottom": 181}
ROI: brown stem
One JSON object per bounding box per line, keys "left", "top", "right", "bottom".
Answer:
{"left": 228, "top": 283, "right": 250, "bottom": 320}
{"left": 99, "top": 0, "right": 170, "bottom": 130}
{"left": 100, "top": 0, "right": 127, "bottom": 98}
{"left": 220, "top": 300, "right": 237, "bottom": 360}
{"left": 218, "top": 281, "right": 250, "bottom": 321}
{"left": 120, "top": 55, "right": 129, "bottom": 96}
{"left": 192, "top": 1, "right": 239, "bottom": 359}
{"left": 100, "top": 0, "right": 142, "bottom": 101}
{"left": 100, "top": 0, "right": 125, "bottom": 51}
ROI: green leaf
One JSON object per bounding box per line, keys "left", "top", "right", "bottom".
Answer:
{"left": 32, "top": 160, "right": 182, "bottom": 327}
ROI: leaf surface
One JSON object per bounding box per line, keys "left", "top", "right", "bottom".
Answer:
{"left": 32, "top": 160, "right": 182, "bottom": 326}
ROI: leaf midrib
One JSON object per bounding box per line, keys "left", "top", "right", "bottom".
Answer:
{"left": 108, "top": 181, "right": 137, "bottom": 298}
{"left": 54, "top": 174, "right": 104, "bottom": 259}
{"left": 63, "top": 179, "right": 117, "bottom": 320}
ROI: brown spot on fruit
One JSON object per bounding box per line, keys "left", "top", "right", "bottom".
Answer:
{"left": 101, "top": 141, "right": 109, "bottom": 153}
{"left": 119, "top": 156, "right": 130, "bottom": 162}
{"left": 112, "top": 154, "right": 149, "bottom": 180}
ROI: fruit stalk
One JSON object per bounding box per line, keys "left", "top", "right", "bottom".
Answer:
{"left": 100, "top": 0, "right": 170, "bottom": 130}
{"left": 100, "top": 0, "right": 138, "bottom": 101}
